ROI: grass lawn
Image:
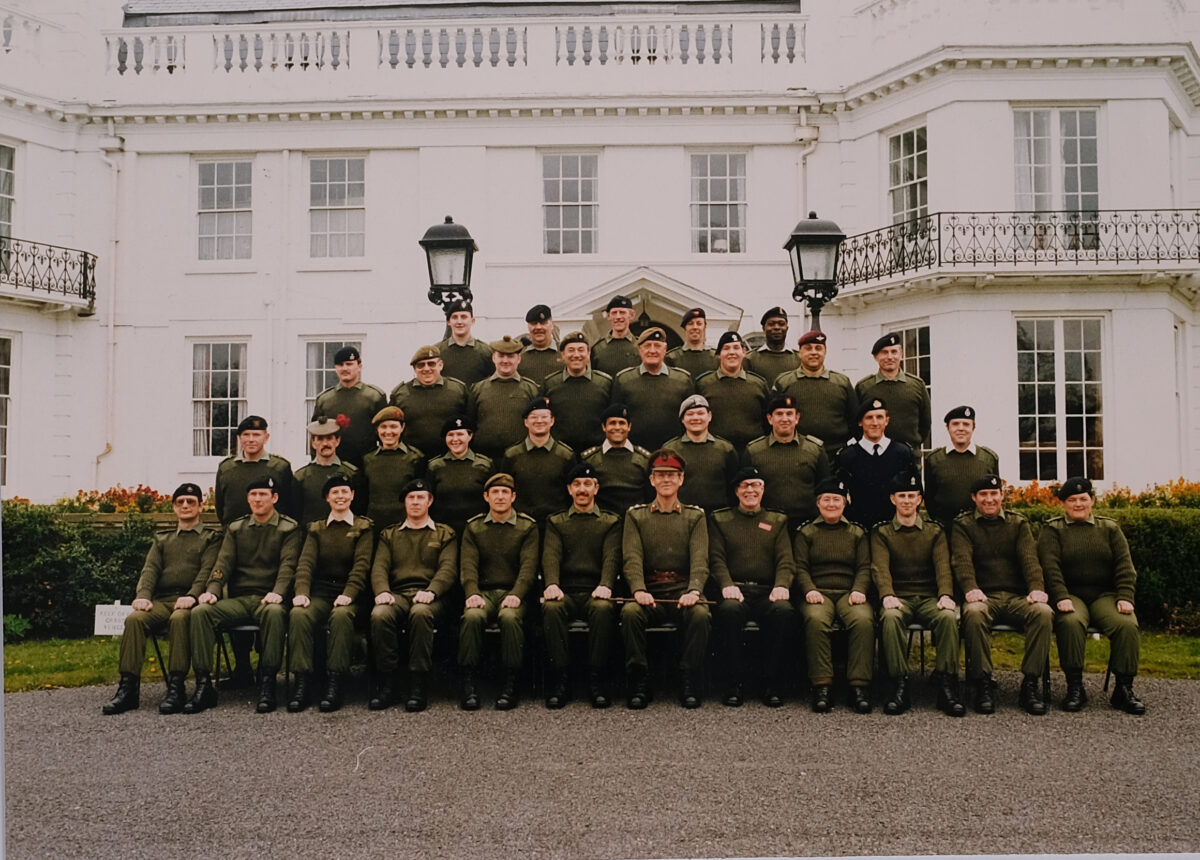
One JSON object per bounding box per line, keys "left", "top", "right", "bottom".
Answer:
{"left": 5, "top": 631, "right": 1199, "bottom": 693}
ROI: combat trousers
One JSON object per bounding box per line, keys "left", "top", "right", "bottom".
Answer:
{"left": 620, "top": 594, "right": 711, "bottom": 672}
{"left": 714, "top": 592, "right": 795, "bottom": 680}
{"left": 119, "top": 600, "right": 191, "bottom": 675}
{"left": 879, "top": 597, "right": 960, "bottom": 678}
{"left": 962, "top": 591, "right": 1052, "bottom": 680}
{"left": 459, "top": 588, "right": 525, "bottom": 670}
{"left": 190, "top": 595, "right": 287, "bottom": 675}
{"left": 542, "top": 591, "right": 617, "bottom": 669}
{"left": 372, "top": 592, "right": 446, "bottom": 673}
{"left": 1055, "top": 592, "right": 1140, "bottom": 676}
{"left": 802, "top": 591, "right": 875, "bottom": 686}
{"left": 289, "top": 597, "right": 360, "bottom": 674}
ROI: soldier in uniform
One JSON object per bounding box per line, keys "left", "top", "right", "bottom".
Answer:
{"left": 872, "top": 472, "right": 965, "bottom": 717}
{"left": 620, "top": 450, "right": 711, "bottom": 709}
{"left": 836, "top": 397, "right": 918, "bottom": 529}
{"left": 541, "top": 463, "right": 622, "bottom": 709}
{"left": 1039, "top": 477, "right": 1145, "bottom": 715}
{"left": 794, "top": 477, "right": 875, "bottom": 713}
{"left": 500, "top": 396, "right": 575, "bottom": 525}
{"left": 772, "top": 329, "right": 857, "bottom": 459}
{"left": 389, "top": 345, "right": 472, "bottom": 458}
{"left": 426, "top": 415, "right": 493, "bottom": 534}
{"left": 184, "top": 476, "right": 303, "bottom": 715}
{"left": 293, "top": 417, "right": 360, "bottom": 525}
{"left": 470, "top": 335, "right": 541, "bottom": 459}
{"left": 102, "top": 483, "right": 220, "bottom": 716}
{"left": 923, "top": 405, "right": 1000, "bottom": 528}
{"left": 709, "top": 467, "right": 796, "bottom": 707}
{"left": 287, "top": 474, "right": 374, "bottom": 713}
{"left": 310, "top": 345, "right": 387, "bottom": 468}
{"left": 520, "top": 304, "right": 561, "bottom": 384}
{"left": 744, "top": 306, "right": 800, "bottom": 387}
{"left": 611, "top": 327, "right": 695, "bottom": 451}
{"left": 436, "top": 299, "right": 494, "bottom": 387}
{"left": 590, "top": 294, "right": 640, "bottom": 377}
{"left": 666, "top": 307, "right": 717, "bottom": 379}
{"left": 952, "top": 474, "right": 1052, "bottom": 715}
{"left": 370, "top": 478, "right": 458, "bottom": 712}
{"left": 458, "top": 473, "right": 539, "bottom": 711}
{"left": 742, "top": 394, "right": 832, "bottom": 531}
{"left": 854, "top": 332, "right": 932, "bottom": 451}
{"left": 695, "top": 331, "right": 769, "bottom": 450}
{"left": 663, "top": 394, "right": 739, "bottom": 512}
{"left": 542, "top": 331, "right": 613, "bottom": 454}
{"left": 360, "top": 405, "right": 425, "bottom": 532}
{"left": 580, "top": 403, "right": 652, "bottom": 514}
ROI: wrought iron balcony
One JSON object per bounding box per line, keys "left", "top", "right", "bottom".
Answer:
{"left": 838, "top": 210, "right": 1200, "bottom": 288}
{"left": 0, "top": 236, "right": 97, "bottom": 311}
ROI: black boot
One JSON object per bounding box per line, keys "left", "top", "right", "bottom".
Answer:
{"left": 1019, "top": 673, "right": 1047, "bottom": 715}
{"left": 545, "top": 670, "right": 569, "bottom": 709}
{"left": 1111, "top": 674, "right": 1146, "bottom": 715}
{"left": 405, "top": 672, "right": 429, "bottom": 713}
{"left": 495, "top": 670, "right": 520, "bottom": 710}
{"left": 811, "top": 684, "right": 832, "bottom": 713}
{"left": 319, "top": 674, "right": 345, "bottom": 712}
{"left": 256, "top": 674, "right": 277, "bottom": 714}
{"left": 973, "top": 675, "right": 996, "bottom": 714}
{"left": 1062, "top": 669, "right": 1087, "bottom": 712}
{"left": 102, "top": 673, "right": 140, "bottom": 715}
{"left": 159, "top": 673, "right": 187, "bottom": 715}
{"left": 182, "top": 674, "right": 217, "bottom": 714}
{"left": 937, "top": 673, "right": 966, "bottom": 717}
{"left": 850, "top": 685, "right": 873, "bottom": 714}
{"left": 883, "top": 675, "right": 910, "bottom": 716}
{"left": 589, "top": 669, "right": 611, "bottom": 709}
{"left": 459, "top": 669, "right": 480, "bottom": 711}
{"left": 287, "top": 673, "right": 311, "bottom": 713}
{"left": 680, "top": 671, "right": 701, "bottom": 709}
{"left": 370, "top": 676, "right": 394, "bottom": 711}
{"left": 626, "top": 667, "right": 650, "bottom": 710}
{"left": 722, "top": 681, "right": 743, "bottom": 708}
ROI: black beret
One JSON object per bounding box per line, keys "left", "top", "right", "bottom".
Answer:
{"left": 322, "top": 473, "right": 354, "bottom": 496}
{"left": 172, "top": 482, "right": 204, "bottom": 502}
{"left": 716, "top": 331, "right": 744, "bottom": 351}
{"left": 765, "top": 394, "right": 798, "bottom": 414}
{"left": 681, "top": 307, "right": 706, "bottom": 326}
{"left": 237, "top": 415, "right": 268, "bottom": 434}
{"left": 944, "top": 405, "right": 976, "bottom": 424}
{"left": 856, "top": 397, "right": 888, "bottom": 421}
{"left": 889, "top": 471, "right": 923, "bottom": 494}
{"left": 444, "top": 299, "right": 473, "bottom": 318}
{"left": 601, "top": 403, "right": 630, "bottom": 422}
{"left": 760, "top": 306, "right": 788, "bottom": 326}
{"left": 525, "top": 304, "right": 552, "bottom": 323}
{"left": 970, "top": 474, "right": 1003, "bottom": 494}
{"left": 400, "top": 478, "right": 434, "bottom": 500}
{"left": 1058, "top": 477, "right": 1093, "bottom": 500}
{"left": 523, "top": 396, "right": 553, "bottom": 417}
{"left": 606, "top": 294, "right": 634, "bottom": 312}
{"left": 798, "top": 330, "right": 827, "bottom": 347}
{"left": 637, "top": 327, "right": 667, "bottom": 345}
{"left": 565, "top": 463, "right": 598, "bottom": 483}
{"left": 441, "top": 414, "right": 475, "bottom": 436}
{"left": 731, "top": 466, "right": 764, "bottom": 489}
{"left": 814, "top": 477, "right": 849, "bottom": 498}
{"left": 246, "top": 475, "right": 277, "bottom": 493}
{"left": 558, "top": 331, "right": 589, "bottom": 351}
{"left": 872, "top": 332, "right": 902, "bottom": 354}
{"left": 333, "top": 346, "right": 361, "bottom": 364}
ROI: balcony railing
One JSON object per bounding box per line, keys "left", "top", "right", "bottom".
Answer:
{"left": 839, "top": 210, "right": 1200, "bottom": 288}
{"left": 0, "top": 236, "right": 97, "bottom": 309}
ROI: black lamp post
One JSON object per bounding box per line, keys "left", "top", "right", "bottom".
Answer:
{"left": 784, "top": 211, "right": 845, "bottom": 331}
{"left": 419, "top": 215, "right": 477, "bottom": 309}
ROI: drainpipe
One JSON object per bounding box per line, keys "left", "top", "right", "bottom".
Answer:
{"left": 94, "top": 120, "right": 123, "bottom": 487}
{"left": 794, "top": 107, "right": 819, "bottom": 219}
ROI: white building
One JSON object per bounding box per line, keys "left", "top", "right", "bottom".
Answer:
{"left": 1, "top": 0, "right": 1198, "bottom": 502}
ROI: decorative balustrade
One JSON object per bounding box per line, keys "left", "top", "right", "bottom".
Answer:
{"left": 0, "top": 237, "right": 97, "bottom": 309}
{"left": 839, "top": 210, "right": 1200, "bottom": 287}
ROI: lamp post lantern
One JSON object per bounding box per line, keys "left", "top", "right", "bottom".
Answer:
{"left": 784, "top": 211, "right": 845, "bottom": 332}
{"left": 419, "top": 215, "right": 478, "bottom": 309}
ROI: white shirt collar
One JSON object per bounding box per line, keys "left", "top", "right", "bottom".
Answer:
{"left": 326, "top": 510, "right": 356, "bottom": 526}
{"left": 946, "top": 443, "right": 979, "bottom": 455}
{"left": 858, "top": 436, "right": 892, "bottom": 454}
{"left": 602, "top": 439, "right": 635, "bottom": 453}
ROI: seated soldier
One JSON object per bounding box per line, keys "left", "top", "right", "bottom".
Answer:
{"left": 793, "top": 478, "right": 874, "bottom": 713}
{"left": 370, "top": 478, "right": 458, "bottom": 712}
{"left": 102, "top": 483, "right": 220, "bottom": 716}
{"left": 1040, "top": 477, "right": 1145, "bottom": 715}
{"left": 184, "top": 476, "right": 302, "bottom": 714}
{"left": 287, "top": 474, "right": 374, "bottom": 713}
{"left": 541, "top": 463, "right": 622, "bottom": 709}
{"left": 580, "top": 403, "right": 652, "bottom": 515}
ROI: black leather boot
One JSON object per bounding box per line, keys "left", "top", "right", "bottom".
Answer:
{"left": 883, "top": 675, "right": 910, "bottom": 715}
{"left": 937, "top": 673, "right": 966, "bottom": 717}
{"left": 182, "top": 674, "right": 217, "bottom": 714}
{"left": 589, "top": 669, "right": 611, "bottom": 709}
{"left": 545, "top": 670, "right": 569, "bottom": 709}
{"left": 679, "top": 671, "right": 701, "bottom": 709}
{"left": 973, "top": 675, "right": 996, "bottom": 714}
{"left": 159, "top": 673, "right": 187, "bottom": 715}
{"left": 459, "top": 669, "right": 480, "bottom": 711}
{"left": 495, "top": 670, "right": 520, "bottom": 710}
{"left": 850, "top": 685, "right": 873, "bottom": 714}
{"left": 405, "top": 672, "right": 429, "bottom": 712}
{"left": 811, "top": 684, "right": 832, "bottom": 713}
{"left": 102, "top": 673, "right": 140, "bottom": 715}
{"left": 370, "top": 676, "right": 394, "bottom": 711}
{"left": 320, "top": 674, "right": 345, "bottom": 712}
{"left": 1019, "top": 673, "right": 1047, "bottom": 715}
{"left": 256, "top": 674, "right": 277, "bottom": 714}
{"left": 1111, "top": 674, "right": 1146, "bottom": 715}
{"left": 287, "top": 672, "right": 310, "bottom": 713}
{"left": 1062, "top": 669, "right": 1087, "bottom": 712}
{"left": 626, "top": 667, "right": 650, "bottom": 710}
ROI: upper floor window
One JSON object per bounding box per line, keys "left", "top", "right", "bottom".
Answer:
{"left": 1014, "top": 109, "right": 1098, "bottom": 215}
{"left": 197, "top": 161, "right": 252, "bottom": 260}
{"left": 543, "top": 154, "right": 597, "bottom": 254}
{"left": 0, "top": 144, "right": 13, "bottom": 239}
{"left": 309, "top": 157, "right": 365, "bottom": 258}
{"left": 888, "top": 127, "right": 927, "bottom": 225}
{"left": 192, "top": 341, "right": 247, "bottom": 457}
{"left": 691, "top": 153, "right": 746, "bottom": 253}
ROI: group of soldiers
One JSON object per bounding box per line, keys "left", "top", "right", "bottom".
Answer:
{"left": 103, "top": 298, "right": 1146, "bottom": 717}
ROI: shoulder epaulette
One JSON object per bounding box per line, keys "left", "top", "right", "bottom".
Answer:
{"left": 466, "top": 513, "right": 486, "bottom": 523}
{"left": 278, "top": 515, "right": 299, "bottom": 532}
{"left": 516, "top": 512, "right": 538, "bottom": 525}
{"left": 805, "top": 434, "right": 824, "bottom": 446}
{"left": 952, "top": 510, "right": 973, "bottom": 524}
{"left": 580, "top": 446, "right": 601, "bottom": 459}
{"left": 307, "top": 520, "right": 323, "bottom": 533}
{"left": 711, "top": 507, "right": 734, "bottom": 520}
{"left": 694, "top": 370, "right": 714, "bottom": 383}
{"left": 228, "top": 516, "right": 248, "bottom": 532}
{"left": 683, "top": 504, "right": 706, "bottom": 515}
{"left": 633, "top": 445, "right": 653, "bottom": 457}
{"left": 627, "top": 503, "right": 650, "bottom": 512}
{"left": 364, "top": 383, "right": 387, "bottom": 398}
{"left": 614, "top": 366, "right": 637, "bottom": 380}
{"left": 1007, "top": 510, "right": 1029, "bottom": 523}
{"left": 745, "top": 369, "right": 768, "bottom": 383}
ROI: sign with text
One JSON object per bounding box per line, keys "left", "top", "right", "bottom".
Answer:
{"left": 94, "top": 602, "right": 134, "bottom": 636}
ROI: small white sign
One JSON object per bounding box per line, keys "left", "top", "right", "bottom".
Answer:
{"left": 94, "top": 602, "right": 134, "bottom": 636}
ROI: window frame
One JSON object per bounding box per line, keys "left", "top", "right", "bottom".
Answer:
{"left": 196, "top": 158, "right": 253, "bottom": 261}
{"left": 541, "top": 151, "right": 599, "bottom": 255}
{"left": 1013, "top": 106, "right": 1100, "bottom": 214}
{"left": 689, "top": 151, "right": 747, "bottom": 254}
{"left": 307, "top": 155, "right": 366, "bottom": 259}
{"left": 887, "top": 126, "right": 927, "bottom": 227}
{"left": 0, "top": 141, "right": 14, "bottom": 240}
{"left": 190, "top": 339, "right": 249, "bottom": 459}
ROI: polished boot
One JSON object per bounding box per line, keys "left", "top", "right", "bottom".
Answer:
{"left": 722, "top": 681, "right": 743, "bottom": 708}
{"left": 883, "top": 675, "right": 910, "bottom": 716}
{"left": 182, "top": 674, "right": 217, "bottom": 714}
{"left": 158, "top": 673, "right": 187, "bottom": 715}
{"left": 850, "top": 685, "right": 873, "bottom": 714}
{"left": 588, "top": 669, "right": 611, "bottom": 709}
{"left": 973, "top": 675, "right": 996, "bottom": 715}
{"left": 680, "top": 671, "right": 702, "bottom": 709}
{"left": 459, "top": 670, "right": 480, "bottom": 711}
{"left": 319, "top": 674, "right": 345, "bottom": 712}
{"left": 102, "top": 673, "right": 140, "bottom": 715}
{"left": 287, "top": 672, "right": 311, "bottom": 713}
{"left": 762, "top": 686, "right": 784, "bottom": 708}
{"left": 1061, "top": 669, "right": 1087, "bottom": 712}
{"left": 370, "top": 676, "right": 395, "bottom": 711}
{"left": 405, "top": 672, "right": 429, "bottom": 713}
{"left": 936, "top": 673, "right": 966, "bottom": 717}
{"left": 545, "top": 670, "right": 569, "bottom": 710}
{"left": 495, "top": 670, "right": 520, "bottom": 710}
{"left": 1019, "top": 673, "right": 1047, "bottom": 715}
{"left": 256, "top": 674, "right": 277, "bottom": 714}
{"left": 811, "top": 684, "right": 832, "bottom": 713}
{"left": 1111, "top": 674, "right": 1147, "bottom": 715}
{"left": 626, "top": 667, "right": 650, "bottom": 710}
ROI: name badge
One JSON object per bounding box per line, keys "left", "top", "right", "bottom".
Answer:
{"left": 758, "top": 522, "right": 773, "bottom": 531}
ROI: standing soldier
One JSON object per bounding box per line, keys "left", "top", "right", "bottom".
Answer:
{"left": 287, "top": 474, "right": 374, "bottom": 713}
{"left": 794, "top": 478, "right": 875, "bottom": 714}
{"left": 500, "top": 396, "right": 575, "bottom": 526}
{"left": 666, "top": 307, "right": 717, "bottom": 379}
{"left": 836, "top": 397, "right": 918, "bottom": 530}
{"left": 520, "top": 304, "right": 561, "bottom": 385}
{"left": 470, "top": 335, "right": 540, "bottom": 460}
{"left": 310, "top": 346, "right": 387, "bottom": 468}
{"left": 854, "top": 332, "right": 931, "bottom": 451}
{"left": 580, "top": 403, "right": 652, "bottom": 514}
{"left": 426, "top": 415, "right": 493, "bottom": 535}
{"left": 743, "top": 395, "right": 832, "bottom": 530}
{"left": 542, "top": 331, "right": 613, "bottom": 454}
{"left": 458, "top": 474, "right": 539, "bottom": 711}
{"left": 744, "top": 306, "right": 800, "bottom": 387}
{"left": 102, "top": 483, "right": 220, "bottom": 716}
{"left": 872, "top": 472, "right": 965, "bottom": 717}
{"left": 185, "top": 476, "right": 303, "bottom": 715}
{"left": 952, "top": 475, "right": 1052, "bottom": 716}
{"left": 370, "top": 478, "right": 458, "bottom": 712}
{"left": 436, "top": 299, "right": 494, "bottom": 387}
{"left": 293, "top": 417, "right": 360, "bottom": 525}
{"left": 389, "top": 345, "right": 472, "bottom": 459}
{"left": 695, "top": 331, "right": 770, "bottom": 450}
{"left": 360, "top": 405, "right": 425, "bottom": 532}
{"left": 590, "top": 294, "right": 640, "bottom": 378}
{"left": 772, "top": 329, "right": 857, "bottom": 460}
{"left": 663, "top": 394, "right": 739, "bottom": 513}
{"left": 620, "top": 450, "right": 711, "bottom": 709}
{"left": 923, "top": 405, "right": 1000, "bottom": 528}
{"left": 611, "top": 327, "right": 695, "bottom": 451}
{"left": 1040, "top": 477, "right": 1145, "bottom": 715}
{"left": 709, "top": 467, "right": 796, "bottom": 708}
{"left": 541, "top": 463, "right": 622, "bottom": 709}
